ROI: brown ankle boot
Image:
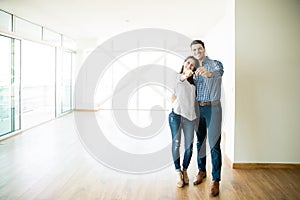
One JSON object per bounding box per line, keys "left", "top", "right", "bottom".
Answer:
{"left": 182, "top": 170, "right": 189, "bottom": 185}
{"left": 210, "top": 181, "right": 220, "bottom": 196}
{"left": 193, "top": 171, "right": 206, "bottom": 185}
{"left": 176, "top": 171, "right": 184, "bottom": 188}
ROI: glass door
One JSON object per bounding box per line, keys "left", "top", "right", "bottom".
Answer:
{"left": 21, "top": 40, "right": 55, "bottom": 130}
{"left": 0, "top": 35, "right": 21, "bottom": 136}
{"left": 61, "top": 51, "right": 72, "bottom": 113}
{"left": 56, "top": 49, "right": 73, "bottom": 116}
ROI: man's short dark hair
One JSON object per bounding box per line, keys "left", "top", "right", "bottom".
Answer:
{"left": 190, "top": 40, "right": 205, "bottom": 49}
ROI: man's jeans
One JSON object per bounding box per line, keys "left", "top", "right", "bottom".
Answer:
{"left": 196, "top": 104, "right": 222, "bottom": 181}
{"left": 168, "top": 110, "right": 195, "bottom": 171}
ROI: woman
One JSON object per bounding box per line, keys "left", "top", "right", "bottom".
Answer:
{"left": 169, "top": 56, "right": 199, "bottom": 188}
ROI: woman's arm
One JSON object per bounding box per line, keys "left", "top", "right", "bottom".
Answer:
{"left": 171, "top": 94, "right": 177, "bottom": 102}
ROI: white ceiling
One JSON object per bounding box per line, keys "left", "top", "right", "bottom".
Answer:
{"left": 0, "top": 0, "right": 229, "bottom": 41}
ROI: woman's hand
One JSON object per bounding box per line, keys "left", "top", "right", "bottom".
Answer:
{"left": 171, "top": 94, "right": 177, "bottom": 102}
{"left": 184, "top": 69, "right": 194, "bottom": 78}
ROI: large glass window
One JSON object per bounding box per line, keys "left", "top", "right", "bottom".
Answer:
{"left": 94, "top": 50, "right": 183, "bottom": 130}
{"left": 0, "top": 35, "right": 20, "bottom": 136}
{"left": 95, "top": 50, "right": 182, "bottom": 110}
{"left": 21, "top": 40, "right": 55, "bottom": 129}
{"left": 14, "top": 17, "right": 42, "bottom": 40}
{"left": 0, "top": 10, "right": 12, "bottom": 32}
{"left": 1, "top": 9, "right": 76, "bottom": 138}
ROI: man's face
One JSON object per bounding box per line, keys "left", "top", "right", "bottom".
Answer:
{"left": 191, "top": 43, "right": 205, "bottom": 61}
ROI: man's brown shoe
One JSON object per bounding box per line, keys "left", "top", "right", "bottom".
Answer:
{"left": 210, "top": 181, "right": 220, "bottom": 196}
{"left": 193, "top": 171, "right": 206, "bottom": 185}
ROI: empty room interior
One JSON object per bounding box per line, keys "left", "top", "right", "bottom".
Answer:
{"left": 0, "top": 0, "right": 299, "bottom": 199}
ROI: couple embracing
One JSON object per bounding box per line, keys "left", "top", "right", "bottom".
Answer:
{"left": 169, "top": 40, "right": 223, "bottom": 197}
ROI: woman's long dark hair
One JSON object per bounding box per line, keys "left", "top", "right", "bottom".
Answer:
{"left": 180, "top": 56, "right": 199, "bottom": 85}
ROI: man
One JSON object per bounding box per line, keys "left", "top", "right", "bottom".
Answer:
{"left": 191, "top": 40, "right": 223, "bottom": 196}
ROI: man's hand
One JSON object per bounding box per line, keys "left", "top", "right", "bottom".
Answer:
{"left": 195, "top": 67, "right": 212, "bottom": 78}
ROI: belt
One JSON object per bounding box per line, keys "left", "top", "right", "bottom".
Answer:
{"left": 199, "top": 100, "right": 220, "bottom": 106}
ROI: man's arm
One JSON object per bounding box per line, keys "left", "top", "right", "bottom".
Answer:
{"left": 210, "top": 60, "right": 224, "bottom": 78}
{"left": 195, "top": 60, "right": 224, "bottom": 78}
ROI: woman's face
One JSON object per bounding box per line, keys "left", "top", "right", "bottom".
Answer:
{"left": 183, "top": 58, "right": 196, "bottom": 72}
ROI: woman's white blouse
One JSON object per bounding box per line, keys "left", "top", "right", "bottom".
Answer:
{"left": 172, "top": 74, "right": 197, "bottom": 121}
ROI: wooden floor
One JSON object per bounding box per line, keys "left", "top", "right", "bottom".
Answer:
{"left": 0, "top": 112, "right": 299, "bottom": 200}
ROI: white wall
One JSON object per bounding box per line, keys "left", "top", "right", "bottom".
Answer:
{"left": 235, "top": 0, "right": 300, "bottom": 163}
{"left": 197, "top": 0, "right": 235, "bottom": 162}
